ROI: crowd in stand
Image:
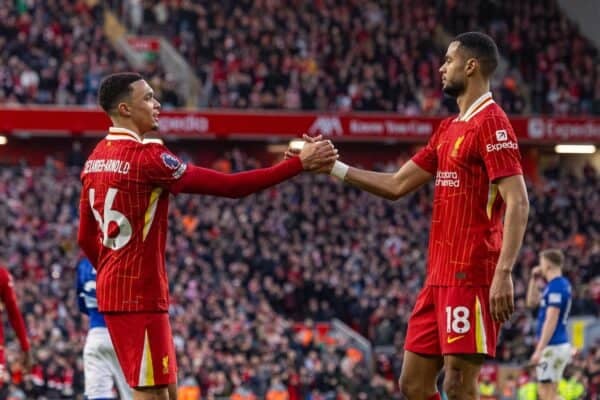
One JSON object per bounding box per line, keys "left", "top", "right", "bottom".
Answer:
{"left": 0, "top": 0, "right": 181, "bottom": 108}
{"left": 440, "top": 0, "right": 600, "bottom": 115}
{"left": 0, "top": 147, "right": 598, "bottom": 398}
{"left": 3, "top": 1, "right": 599, "bottom": 114}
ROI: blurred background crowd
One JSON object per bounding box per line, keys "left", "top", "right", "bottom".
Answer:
{"left": 2, "top": 0, "right": 600, "bottom": 114}
{"left": 0, "top": 149, "right": 597, "bottom": 399}
{"left": 0, "top": 0, "right": 599, "bottom": 399}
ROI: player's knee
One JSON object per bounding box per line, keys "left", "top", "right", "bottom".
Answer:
{"left": 443, "top": 368, "right": 477, "bottom": 400}
{"left": 399, "top": 373, "right": 422, "bottom": 399}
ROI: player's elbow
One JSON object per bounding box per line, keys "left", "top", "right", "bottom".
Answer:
{"left": 387, "top": 180, "right": 412, "bottom": 201}
{"left": 391, "top": 185, "right": 412, "bottom": 200}
{"left": 382, "top": 188, "right": 401, "bottom": 201}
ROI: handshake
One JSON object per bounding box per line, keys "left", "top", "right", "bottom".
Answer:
{"left": 285, "top": 134, "right": 341, "bottom": 174}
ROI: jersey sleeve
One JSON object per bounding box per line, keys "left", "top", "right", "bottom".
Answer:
{"left": 546, "top": 280, "right": 566, "bottom": 309}
{"left": 477, "top": 114, "right": 523, "bottom": 181}
{"left": 77, "top": 183, "right": 100, "bottom": 267}
{"left": 142, "top": 143, "right": 188, "bottom": 189}
{"left": 76, "top": 260, "right": 88, "bottom": 315}
{"left": 411, "top": 118, "right": 449, "bottom": 174}
{"left": 0, "top": 269, "right": 30, "bottom": 351}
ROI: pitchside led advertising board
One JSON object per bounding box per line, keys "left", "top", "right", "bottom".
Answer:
{"left": 0, "top": 108, "right": 599, "bottom": 143}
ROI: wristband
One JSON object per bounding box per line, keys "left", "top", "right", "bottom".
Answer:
{"left": 330, "top": 161, "right": 349, "bottom": 181}
{"left": 289, "top": 140, "right": 305, "bottom": 151}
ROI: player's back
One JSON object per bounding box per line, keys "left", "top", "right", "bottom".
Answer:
{"left": 80, "top": 128, "right": 186, "bottom": 312}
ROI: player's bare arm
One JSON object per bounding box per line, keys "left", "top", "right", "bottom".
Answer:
{"left": 489, "top": 174, "right": 529, "bottom": 322}
{"left": 530, "top": 306, "right": 560, "bottom": 365}
{"left": 525, "top": 266, "right": 542, "bottom": 308}
{"left": 342, "top": 160, "right": 433, "bottom": 200}
{"left": 292, "top": 134, "right": 432, "bottom": 199}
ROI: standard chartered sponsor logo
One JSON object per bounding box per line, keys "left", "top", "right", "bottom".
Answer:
{"left": 486, "top": 141, "right": 518, "bottom": 152}
{"left": 435, "top": 171, "right": 460, "bottom": 187}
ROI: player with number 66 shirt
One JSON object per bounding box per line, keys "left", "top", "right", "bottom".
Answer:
{"left": 78, "top": 72, "right": 337, "bottom": 400}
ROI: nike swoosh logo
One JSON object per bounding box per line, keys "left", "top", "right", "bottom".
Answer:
{"left": 447, "top": 335, "right": 465, "bottom": 344}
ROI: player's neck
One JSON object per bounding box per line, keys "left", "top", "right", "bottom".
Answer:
{"left": 111, "top": 119, "right": 145, "bottom": 138}
{"left": 545, "top": 269, "right": 561, "bottom": 281}
{"left": 457, "top": 82, "right": 490, "bottom": 119}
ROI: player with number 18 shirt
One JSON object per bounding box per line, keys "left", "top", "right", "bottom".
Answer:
{"left": 406, "top": 90, "right": 523, "bottom": 357}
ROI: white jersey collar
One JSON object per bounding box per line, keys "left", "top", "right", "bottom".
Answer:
{"left": 456, "top": 92, "right": 494, "bottom": 122}
{"left": 106, "top": 127, "right": 143, "bottom": 143}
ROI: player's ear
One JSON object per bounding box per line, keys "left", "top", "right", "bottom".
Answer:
{"left": 117, "top": 102, "right": 132, "bottom": 117}
{"left": 465, "top": 58, "right": 478, "bottom": 77}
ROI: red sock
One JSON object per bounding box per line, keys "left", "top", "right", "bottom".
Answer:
{"left": 427, "top": 394, "right": 441, "bottom": 400}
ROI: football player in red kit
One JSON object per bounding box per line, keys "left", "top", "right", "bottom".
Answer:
{"left": 296, "top": 32, "right": 529, "bottom": 400}
{"left": 78, "top": 72, "right": 337, "bottom": 400}
{"left": 0, "top": 266, "right": 31, "bottom": 383}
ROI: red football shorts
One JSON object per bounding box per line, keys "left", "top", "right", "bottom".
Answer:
{"left": 104, "top": 312, "right": 177, "bottom": 388}
{"left": 404, "top": 286, "right": 500, "bottom": 357}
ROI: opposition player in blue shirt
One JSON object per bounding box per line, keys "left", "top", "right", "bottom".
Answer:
{"left": 77, "top": 258, "right": 132, "bottom": 400}
{"left": 526, "top": 249, "right": 572, "bottom": 400}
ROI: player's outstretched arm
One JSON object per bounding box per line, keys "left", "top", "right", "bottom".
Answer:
{"left": 170, "top": 141, "right": 337, "bottom": 198}
{"left": 292, "top": 134, "right": 433, "bottom": 200}
{"left": 342, "top": 160, "right": 433, "bottom": 200}
{"left": 489, "top": 174, "right": 529, "bottom": 322}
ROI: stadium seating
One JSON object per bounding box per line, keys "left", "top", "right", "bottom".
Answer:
{"left": 0, "top": 150, "right": 597, "bottom": 397}
{"left": 4, "top": 1, "right": 599, "bottom": 114}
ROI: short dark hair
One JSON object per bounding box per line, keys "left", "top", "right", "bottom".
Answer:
{"left": 540, "top": 249, "right": 565, "bottom": 268}
{"left": 98, "top": 72, "right": 143, "bottom": 114}
{"left": 453, "top": 32, "right": 499, "bottom": 77}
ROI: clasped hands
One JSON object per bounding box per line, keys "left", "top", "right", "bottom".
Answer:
{"left": 285, "top": 134, "right": 338, "bottom": 173}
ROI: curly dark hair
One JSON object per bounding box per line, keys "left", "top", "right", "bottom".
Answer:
{"left": 98, "top": 72, "right": 143, "bottom": 114}
{"left": 453, "top": 32, "right": 499, "bottom": 77}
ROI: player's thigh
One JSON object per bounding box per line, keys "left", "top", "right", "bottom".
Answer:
{"left": 168, "top": 383, "right": 177, "bottom": 400}
{"left": 133, "top": 385, "right": 170, "bottom": 400}
{"left": 443, "top": 353, "right": 485, "bottom": 397}
{"left": 131, "top": 383, "right": 176, "bottom": 400}
{"left": 399, "top": 350, "right": 444, "bottom": 392}
{"left": 435, "top": 286, "right": 500, "bottom": 357}
{"left": 536, "top": 343, "right": 571, "bottom": 383}
{"left": 84, "top": 334, "right": 118, "bottom": 399}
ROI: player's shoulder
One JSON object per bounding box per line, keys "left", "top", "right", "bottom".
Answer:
{"left": 438, "top": 116, "right": 455, "bottom": 130}
{"left": 143, "top": 143, "right": 186, "bottom": 172}
{"left": 548, "top": 276, "right": 570, "bottom": 291}
{"left": 469, "top": 102, "right": 510, "bottom": 127}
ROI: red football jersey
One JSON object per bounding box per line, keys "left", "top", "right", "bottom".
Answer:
{"left": 79, "top": 127, "right": 187, "bottom": 312}
{"left": 412, "top": 92, "right": 523, "bottom": 286}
